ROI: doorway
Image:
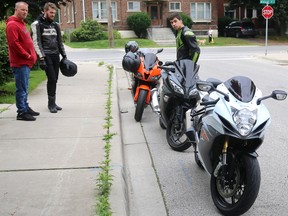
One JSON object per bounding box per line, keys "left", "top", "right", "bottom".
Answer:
{"left": 147, "top": 4, "right": 162, "bottom": 26}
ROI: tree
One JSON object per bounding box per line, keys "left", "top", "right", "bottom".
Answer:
{"left": 0, "top": 0, "right": 72, "bottom": 22}
{"left": 272, "top": 0, "right": 288, "bottom": 35}
{"left": 228, "top": 0, "right": 288, "bottom": 36}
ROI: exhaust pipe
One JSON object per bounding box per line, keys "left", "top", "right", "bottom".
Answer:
{"left": 150, "top": 88, "right": 160, "bottom": 114}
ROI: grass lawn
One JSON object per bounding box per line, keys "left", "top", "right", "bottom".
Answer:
{"left": 0, "top": 69, "right": 46, "bottom": 105}
{"left": 66, "top": 38, "right": 159, "bottom": 49}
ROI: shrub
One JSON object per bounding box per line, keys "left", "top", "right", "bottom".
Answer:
{"left": 71, "top": 19, "right": 105, "bottom": 42}
{"left": 127, "top": 12, "right": 151, "bottom": 38}
{"left": 218, "top": 16, "right": 234, "bottom": 36}
{"left": 0, "top": 21, "right": 13, "bottom": 87}
{"left": 103, "top": 30, "right": 122, "bottom": 40}
{"left": 180, "top": 12, "right": 193, "bottom": 28}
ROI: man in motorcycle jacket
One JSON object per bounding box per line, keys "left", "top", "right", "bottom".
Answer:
{"left": 31, "top": 2, "right": 66, "bottom": 113}
{"left": 168, "top": 13, "right": 200, "bottom": 64}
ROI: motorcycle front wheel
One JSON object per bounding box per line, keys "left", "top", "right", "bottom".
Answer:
{"left": 166, "top": 118, "right": 191, "bottom": 152}
{"left": 210, "top": 154, "right": 261, "bottom": 216}
{"left": 134, "top": 90, "right": 148, "bottom": 122}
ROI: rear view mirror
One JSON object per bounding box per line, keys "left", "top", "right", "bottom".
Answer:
{"left": 156, "top": 48, "right": 163, "bottom": 54}
{"left": 196, "top": 81, "right": 214, "bottom": 92}
{"left": 271, "top": 90, "right": 287, "bottom": 101}
{"left": 257, "top": 90, "right": 287, "bottom": 105}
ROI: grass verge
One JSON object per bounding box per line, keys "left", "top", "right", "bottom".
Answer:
{"left": 0, "top": 70, "right": 46, "bottom": 111}
{"left": 65, "top": 36, "right": 288, "bottom": 49}
{"left": 96, "top": 63, "right": 116, "bottom": 216}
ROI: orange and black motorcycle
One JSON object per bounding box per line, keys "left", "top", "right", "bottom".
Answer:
{"left": 122, "top": 47, "right": 163, "bottom": 121}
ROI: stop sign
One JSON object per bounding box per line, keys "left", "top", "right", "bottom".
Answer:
{"left": 262, "top": 5, "right": 274, "bottom": 19}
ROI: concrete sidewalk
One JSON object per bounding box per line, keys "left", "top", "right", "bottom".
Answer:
{"left": 0, "top": 47, "right": 287, "bottom": 216}
{"left": 0, "top": 62, "right": 125, "bottom": 215}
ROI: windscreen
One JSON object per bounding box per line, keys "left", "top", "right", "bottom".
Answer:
{"left": 144, "top": 53, "right": 157, "bottom": 70}
{"left": 224, "top": 76, "right": 256, "bottom": 102}
{"left": 174, "top": 59, "right": 198, "bottom": 88}
{"left": 242, "top": 22, "right": 254, "bottom": 28}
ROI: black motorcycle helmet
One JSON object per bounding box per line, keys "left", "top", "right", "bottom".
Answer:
{"left": 125, "top": 41, "right": 139, "bottom": 53}
{"left": 60, "top": 58, "right": 77, "bottom": 77}
{"left": 122, "top": 51, "right": 141, "bottom": 72}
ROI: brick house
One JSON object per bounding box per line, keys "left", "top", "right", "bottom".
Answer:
{"left": 59, "top": 0, "right": 220, "bottom": 36}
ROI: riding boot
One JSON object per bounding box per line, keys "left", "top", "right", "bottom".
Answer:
{"left": 54, "top": 96, "right": 62, "bottom": 111}
{"left": 48, "top": 96, "right": 58, "bottom": 113}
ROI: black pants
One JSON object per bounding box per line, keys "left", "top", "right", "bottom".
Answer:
{"left": 208, "top": 35, "right": 213, "bottom": 43}
{"left": 44, "top": 54, "right": 60, "bottom": 97}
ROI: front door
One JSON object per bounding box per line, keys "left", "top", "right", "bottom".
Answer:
{"left": 147, "top": 4, "right": 162, "bottom": 26}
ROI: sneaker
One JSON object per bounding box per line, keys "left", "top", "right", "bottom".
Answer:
{"left": 27, "top": 107, "right": 40, "bottom": 116}
{"left": 17, "top": 112, "right": 36, "bottom": 121}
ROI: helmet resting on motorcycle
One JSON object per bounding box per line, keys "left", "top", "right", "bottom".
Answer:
{"left": 122, "top": 51, "right": 141, "bottom": 73}
{"left": 125, "top": 41, "right": 139, "bottom": 53}
{"left": 60, "top": 58, "right": 77, "bottom": 77}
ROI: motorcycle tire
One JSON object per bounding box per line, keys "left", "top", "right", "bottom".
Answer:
{"left": 210, "top": 154, "right": 261, "bottom": 216}
{"left": 134, "top": 90, "right": 148, "bottom": 122}
{"left": 166, "top": 120, "right": 191, "bottom": 152}
{"left": 159, "top": 117, "right": 166, "bottom": 129}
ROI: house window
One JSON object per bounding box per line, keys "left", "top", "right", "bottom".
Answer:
{"left": 92, "top": 1, "right": 117, "bottom": 21}
{"left": 66, "top": 3, "right": 75, "bottom": 24}
{"left": 127, "top": 1, "right": 140, "bottom": 12}
{"left": 190, "top": 3, "right": 211, "bottom": 21}
{"left": 71, "top": 3, "right": 75, "bottom": 23}
{"left": 67, "top": 4, "right": 70, "bottom": 23}
{"left": 224, "top": 4, "right": 235, "bottom": 19}
{"left": 169, "top": 2, "right": 181, "bottom": 12}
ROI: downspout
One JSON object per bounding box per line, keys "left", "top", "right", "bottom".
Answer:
{"left": 82, "top": 0, "right": 86, "bottom": 22}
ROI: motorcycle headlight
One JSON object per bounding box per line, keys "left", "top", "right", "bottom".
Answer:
{"left": 170, "top": 80, "right": 184, "bottom": 94}
{"left": 134, "top": 72, "right": 142, "bottom": 79}
{"left": 233, "top": 108, "right": 257, "bottom": 136}
{"left": 189, "top": 88, "right": 199, "bottom": 97}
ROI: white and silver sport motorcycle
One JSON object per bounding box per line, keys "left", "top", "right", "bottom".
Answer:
{"left": 186, "top": 76, "right": 287, "bottom": 215}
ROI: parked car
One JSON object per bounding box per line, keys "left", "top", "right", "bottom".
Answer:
{"left": 223, "top": 21, "right": 257, "bottom": 38}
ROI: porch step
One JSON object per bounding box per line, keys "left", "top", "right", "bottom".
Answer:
{"left": 148, "top": 27, "right": 175, "bottom": 46}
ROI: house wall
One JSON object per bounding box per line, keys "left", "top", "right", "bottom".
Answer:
{"left": 59, "top": 0, "right": 219, "bottom": 35}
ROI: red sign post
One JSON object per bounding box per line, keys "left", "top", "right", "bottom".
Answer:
{"left": 262, "top": 5, "right": 274, "bottom": 19}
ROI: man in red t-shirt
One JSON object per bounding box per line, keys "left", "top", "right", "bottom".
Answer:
{"left": 6, "top": 1, "right": 38, "bottom": 121}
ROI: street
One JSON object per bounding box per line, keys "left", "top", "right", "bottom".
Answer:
{"left": 69, "top": 45, "right": 288, "bottom": 216}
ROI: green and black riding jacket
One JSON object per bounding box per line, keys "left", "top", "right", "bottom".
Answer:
{"left": 176, "top": 26, "right": 200, "bottom": 63}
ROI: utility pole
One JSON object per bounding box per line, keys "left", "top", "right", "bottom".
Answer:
{"left": 107, "top": 0, "right": 114, "bottom": 47}
{"left": 72, "top": 0, "right": 76, "bottom": 29}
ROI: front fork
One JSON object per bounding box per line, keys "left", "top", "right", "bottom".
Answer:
{"left": 173, "top": 105, "right": 184, "bottom": 131}
{"left": 213, "top": 137, "right": 229, "bottom": 177}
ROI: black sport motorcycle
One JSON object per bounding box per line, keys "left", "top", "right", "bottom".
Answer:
{"left": 157, "top": 59, "right": 200, "bottom": 151}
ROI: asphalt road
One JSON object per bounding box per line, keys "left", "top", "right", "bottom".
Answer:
{"left": 70, "top": 45, "right": 288, "bottom": 216}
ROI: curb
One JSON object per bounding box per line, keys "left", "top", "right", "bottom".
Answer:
{"left": 109, "top": 66, "right": 128, "bottom": 216}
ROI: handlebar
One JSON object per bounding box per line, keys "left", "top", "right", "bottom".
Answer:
{"left": 158, "top": 65, "right": 175, "bottom": 72}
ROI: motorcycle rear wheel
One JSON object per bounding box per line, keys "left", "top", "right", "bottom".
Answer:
{"left": 134, "top": 90, "right": 148, "bottom": 122}
{"left": 166, "top": 119, "right": 191, "bottom": 152}
{"left": 210, "top": 154, "right": 261, "bottom": 215}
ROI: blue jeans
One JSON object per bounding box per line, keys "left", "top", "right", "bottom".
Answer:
{"left": 12, "top": 66, "right": 30, "bottom": 113}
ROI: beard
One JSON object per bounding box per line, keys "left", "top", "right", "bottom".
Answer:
{"left": 44, "top": 14, "right": 55, "bottom": 22}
